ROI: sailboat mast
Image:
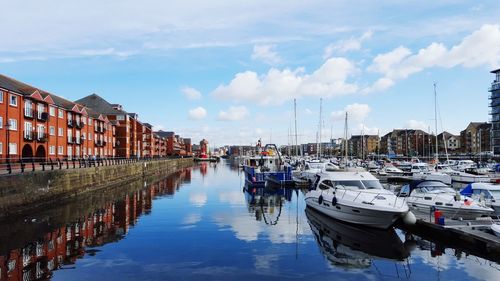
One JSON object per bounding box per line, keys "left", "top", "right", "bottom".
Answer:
{"left": 294, "top": 99, "right": 298, "bottom": 157}
{"left": 434, "top": 83, "right": 439, "bottom": 162}
{"left": 344, "top": 112, "right": 348, "bottom": 164}
{"left": 318, "top": 98, "right": 323, "bottom": 158}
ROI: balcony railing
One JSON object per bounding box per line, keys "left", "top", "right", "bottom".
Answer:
{"left": 75, "top": 121, "right": 84, "bottom": 129}
{"left": 24, "top": 131, "right": 34, "bottom": 141}
{"left": 37, "top": 112, "right": 49, "bottom": 122}
{"left": 67, "top": 119, "right": 74, "bottom": 128}
{"left": 67, "top": 137, "right": 74, "bottom": 144}
{"left": 37, "top": 134, "right": 48, "bottom": 143}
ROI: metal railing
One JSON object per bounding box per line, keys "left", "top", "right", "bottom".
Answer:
{"left": 0, "top": 155, "right": 193, "bottom": 175}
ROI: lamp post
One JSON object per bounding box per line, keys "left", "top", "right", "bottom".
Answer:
{"left": 6, "top": 122, "right": 11, "bottom": 161}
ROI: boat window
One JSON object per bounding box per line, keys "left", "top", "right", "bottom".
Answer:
{"left": 336, "top": 181, "right": 364, "bottom": 190}
{"left": 319, "top": 180, "right": 334, "bottom": 190}
{"left": 361, "top": 180, "right": 383, "bottom": 190}
{"left": 486, "top": 190, "right": 500, "bottom": 199}
{"left": 435, "top": 202, "right": 443, "bottom": 206}
{"left": 420, "top": 186, "right": 455, "bottom": 193}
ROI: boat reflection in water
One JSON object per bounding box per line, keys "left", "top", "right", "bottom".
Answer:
{"left": 243, "top": 185, "right": 294, "bottom": 225}
{"left": 0, "top": 168, "right": 191, "bottom": 281}
{"left": 305, "top": 207, "right": 410, "bottom": 269}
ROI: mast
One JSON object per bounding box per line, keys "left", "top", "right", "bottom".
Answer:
{"left": 344, "top": 112, "right": 348, "bottom": 165}
{"left": 434, "top": 83, "right": 439, "bottom": 162}
{"left": 294, "top": 99, "right": 298, "bottom": 157}
{"left": 318, "top": 98, "right": 323, "bottom": 158}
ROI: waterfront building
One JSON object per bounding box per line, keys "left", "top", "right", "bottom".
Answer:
{"left": 460, "top": 122, "right": 491, "bottom": 155}
{"left": 154, "top": 131, "right": 188, "bottom": 156}
{"left": 380, "top": 129, "right": 435, "bottom": 157}
{"left": 437, "top": 131, "right": 461, "bottom": 153}
{"left": 76, "top": 94, "right": 145, "bottom": 158}
{"left": 349, "top": 135, "right": 380, "bottom": 158}
{"left": 490, "top": 69, "right": 500, "bottom": 156}
{"left": 1, "top": 74, "right": 191, "bottom": 162}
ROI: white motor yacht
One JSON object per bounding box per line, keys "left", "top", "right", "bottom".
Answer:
{"left": 436, "top": 164, "right": 490, "bottom": 184}
{"left": 454, "top": 160, "right": 477, "bottom": 171}
{"left": 399, "top": 180, "right": 494, "bottom": 219}
{"left": 300, "top": 160, "right": 340, "bottom": 182}
{"left": 411, "top": 163, "right": 451, "bottom": 185}
{"left": 460, "top": 182, "right": 500, "bottom": 215}
{"left": 377, "top": 166, "right": 405, "bottom": 176}
{"left": 304, "top": 171, "right": 414, "bottom": 229}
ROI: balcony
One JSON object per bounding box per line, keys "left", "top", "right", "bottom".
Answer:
{"left": 67, "top": 137, "right": 74, "bottom": 144}
{"left": 74, "top": 136, "right": 81, "bottom": 145}
{"left": 24, "top": 109, "right": 34, "bottom": 119}
{"left": 24, "top": 131, "right": 34, "bottom": 141}
{"left": 67, "top": 119, "right": 74, "bottom": 128}
{"left": 75, "top": 121, "right": 85, "bottom": 129}
{"left": 37, "top": 112, "right": 49, "bottom": 122}
{"left": 37, "top": 134, "right": 48, "bottom": 143}
{"left": 489, "top": 82, "right": 500, "bottom": 92}
{"left": 95, "top": 140, "right": 104, "bottom": 147}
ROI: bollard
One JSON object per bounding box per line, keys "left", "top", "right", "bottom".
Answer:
{"left": 20, "top": 159, "right": 25, "bottom": 173}
{"left": 32, "top": 158, "right": 35, "bottom": 172}
{"left": 7, "top": 161, "right": 12, "bottom": 174}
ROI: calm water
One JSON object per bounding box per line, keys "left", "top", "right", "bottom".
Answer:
{"left": 0, "top": 161, "right": 499, "bottom": 281}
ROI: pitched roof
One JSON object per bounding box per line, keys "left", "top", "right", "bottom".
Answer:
{"left": 0, "top": 74, "right": 38, "bottom": 96}
{"left": 155, "top": 130, "right": 175, "bottom": 138}
{"left": 75, "top": 93, "right": 127, "bottom": 115}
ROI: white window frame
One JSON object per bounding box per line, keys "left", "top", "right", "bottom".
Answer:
{"left": 9, "top": 94, "right": 17, "bottom": 106}
{"left": 8, "top": 143, "right": 17, "bottom": 155}
{"left": 58, "top": 109, "right": 64, "bottom": 119}
{"left": 49, "top": 146, "right": 56, "bottom": 155}
{"left": 58, "top": 127, "right": 64, "bottom": 137}
{"left": 0, "top": 116, "right": 3, "bottom": 128}
{"left": 58, "top": 146, "right": 63, "bottom": 155}
{"left": 49, "top": 106, "right": 56, "bottom": 117}
{"left": 88, "top": 133, "right": 92, "bottom": 141}
{"left": 0, "top": 90, "right": 3, "bottom": 103}
{"left": 50, "top": 126, "right": 55, "bottom": 136}
{"left": 8, "top": 119, "right": 17, "bottom": 130}
{"left": 0, "top": 142, "right": 3, "bottom": 154}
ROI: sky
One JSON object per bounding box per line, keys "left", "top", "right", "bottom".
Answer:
{"left": 1, "top": 0, "right": 500, "bottom": 147}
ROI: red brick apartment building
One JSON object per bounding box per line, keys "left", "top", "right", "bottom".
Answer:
{"left": 0, "top": 74, "right": 192, "bottom": 162}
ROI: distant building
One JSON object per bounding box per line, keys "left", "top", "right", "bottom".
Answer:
{"left": 460, "top": 122, "right": 491, "bottom": 155}
{"left": 380, "top": 129, "right": 435, "bottom": 157}
{"left": 349, "top": 135, "right": 379, "bottom": 158}
{"left": 490, "top": 69, "right": 500, "bottom": 156}
{"left": 437, "top": 131, "right": 461, "bottom": 153}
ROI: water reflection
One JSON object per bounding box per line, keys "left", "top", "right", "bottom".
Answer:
{"left": 0, "top": 168, "right": 192, "bottom": 281}
{"left": 243, "top": 186, "right": 294, "bottom": 225}
{"left": 305, "top": 207, "right": 410, "bottom": 269}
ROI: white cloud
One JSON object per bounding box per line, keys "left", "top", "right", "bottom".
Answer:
{"left": 189, "top": 192, "right": 207, "bottom": 207}
{"left": 323, "top": 31, "right": 372, "bottom": 59}
{"left": 405, "top": 119, "right": 429, "bottom": 131}
{"left": 356, "top": 123, "right": 380, "bottom": 135}
{"left": 361, "top": 77, "right": 395, "bottom": 94}
{"left": 212, "top": 57, "right": 359, "bottom": 105}
{"left": 251, "top": 44, "right": 282, "bottom": 65}
{"left": 368, "top": 24, "right": 500, "bottom": 82}
{"left": 331, "top": 103, "right": 371, "bottom": 122}
{"left": 218, "top": 106, "right": 249, "bottom": 121}
{"left": 181, "top": 86, "right": 202, "bottom": 100}
{"left": 188, "top": 106, "right": 207, "bottom": 120}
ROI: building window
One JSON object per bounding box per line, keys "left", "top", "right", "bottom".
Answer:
{"left": 8, "top": 119, "right": 17, "bottom": 130}
{"left": 9, "top": 94, "right": 17, "bottom": 106}
{"left": 82, "top": 132, "right": 86, "bottom": 140}
{"left": 50, "top": 126, "right": 55, "bottom": 136}
{"left": 89, "top": 118, "right": 92, "bottom": 125}
{"left": 0, "top": 90, "right": 3, "bottom": 103}
{"left": 58, "top": 146, "right": 63, "bottom": 155}
{"left": 49, "top": 146, "right": 55, "bottom": 155}
{"left": 88, "top": 133, "right": 92, "bottom": 140}
{"left": 0, "top": 142, "right": 2, "bottom": 154}
{"left": 37, "top": 104, "right": 45, "bottom": 119}
{"left": 58, "top": 128, "right": 64, "bottom": 137}
{"left": 82, "top": 117, "right": 86, "bottom": 124}
{"left": 117, "top": 115, "right": 125, "bottom": 121}
{"left": 58, "top": 109, "right": 64, "bottom": 118}
{"left": 9, "top": 143, "right": 17, "bottom": 155}
{"left": 49, "top": 106, "right": 56, "bottom": 117}
{"left": 0, "top": 116, "right": 2, "bottom": 128}
{"left": 24, "top": 100, "right": 33, "bottom": 117}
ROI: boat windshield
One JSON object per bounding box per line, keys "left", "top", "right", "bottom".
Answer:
{"left": 308, "top": 163, "right": 325, "bottom": 169}
{"left": 414, "top": 165, "right": 429, "bottom": 172}
{"left": 419, "top": 186, "right": 455, "bottom": 193}
{"left": 335, "top": 180, "right": 383, "bottom": 190}
{"left": 490, "top": 190, "right": 500, "bottom": 199}
{"left": 361, "top": 180, "right": 384, "bottom": 190}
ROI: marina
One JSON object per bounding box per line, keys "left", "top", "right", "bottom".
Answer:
{"left": 1, "top": 161, "right": 499, "bottom": 280}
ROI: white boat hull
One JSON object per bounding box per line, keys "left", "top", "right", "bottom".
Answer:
{"left": 412, "top": 173, "right": 451, "bottom": 185}
{"left": 305, "top": 196, "right": 407, "bottom": 229}
{"left": 450, "top": 174, "right": 490, "bottom": 184}
{"left": 407, "top": 201, "right": 493, "bottom": 220}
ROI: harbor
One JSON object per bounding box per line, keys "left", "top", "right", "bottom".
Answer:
{"left": 1, "top": 161, "right": 500, "bottom": 281}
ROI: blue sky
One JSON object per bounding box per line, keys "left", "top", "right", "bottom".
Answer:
{"left": 1, "top": 1, "right": 499, "bottom": 146}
